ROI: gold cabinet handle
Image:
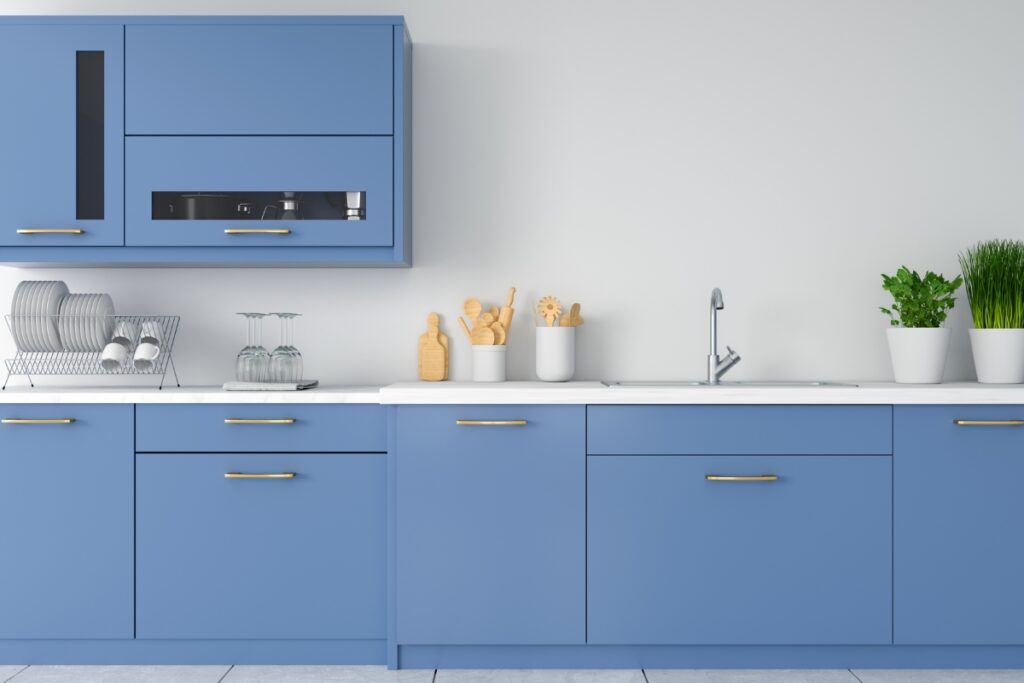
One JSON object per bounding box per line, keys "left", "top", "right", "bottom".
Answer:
{"left": 224, "top": 418, "right": 296, "bottom": 425}
{"left": 953, "top": 419, "right": 1024, "bottom": 426}
{"left": 706, "top": 474, "right": 779, "bottom": 482}
{"left": 17, "top": 229, "right": 85, "bottom": 235}
{"left": 224, "top": 228, "right": 291, "bottom": 235}
{"left": 1, "top": 418, "right": 76, "bottom": 425}
{"left": 225, "top": 472, "right": 296, "bottom": 479}
{"left": 455, "top": 419, "right": 528, "bottom": 426}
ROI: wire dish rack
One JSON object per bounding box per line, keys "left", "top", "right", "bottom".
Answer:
{"left": 3, "top": 315, "right": 181, "bottom": 390}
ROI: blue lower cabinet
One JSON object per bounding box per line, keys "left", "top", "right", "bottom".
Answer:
{"left": 0, "top": 405, "right": 134, "bottom": 639}
{"left": 396, "top": 405, "right": 586, "bottom": 645}
{"left": 136, "top": 453, "right": 385, "bottom": 639}
{"left": 588, "top": 454, "right": 893, "bottom": 645}
{"left": 895, "top": 406, "right": 1024, "bottom": 644}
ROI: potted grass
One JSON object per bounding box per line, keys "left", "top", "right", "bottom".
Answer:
{"left": 960, "top": 240, "right": 1024, "bottom": 383}
{"left": 880, "top": 266, "right": 962, "bottom": 383}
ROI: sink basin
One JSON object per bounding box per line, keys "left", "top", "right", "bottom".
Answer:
{"left": 610, "top": 381, "right": 858, "bottom": 388}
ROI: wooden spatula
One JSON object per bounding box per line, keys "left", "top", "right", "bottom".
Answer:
{"left": 538, "top": 296, "right": 562, "bottom": 327}
{"left": 471, "top": 324, "right": 496, "bottom": 345}
{"left": 491, "top": 321, "right": 507, "bottom": 345}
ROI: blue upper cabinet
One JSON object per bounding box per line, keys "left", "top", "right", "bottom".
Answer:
{"left": 125, "top": 25, "right": 392, "bottom": 135}
{"left": 0, "top": 25, "right": 124, "bottom": 247}
{"left": 0, "top": 17, "right": 410, "bottom": 266}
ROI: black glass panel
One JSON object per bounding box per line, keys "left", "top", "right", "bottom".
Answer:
{"left": 76, "top": 51, "right": 104, "bottom": 220}
{"left": 151, "top": 192, "right": 366, "bottom": 221}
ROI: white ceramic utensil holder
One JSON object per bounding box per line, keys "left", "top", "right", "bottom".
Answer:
{"left": 536, "top": 326, "right": 575, "bottom": 382}
{"left": 472, "top": 345, "right": 507, "bottom": 382}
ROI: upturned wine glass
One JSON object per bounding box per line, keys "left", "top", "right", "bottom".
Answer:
{"left": 236, "top": 312, "right": 270, "bottom": 382}
{"left": 269, "top": 312, "right": 302, "bottom": 382}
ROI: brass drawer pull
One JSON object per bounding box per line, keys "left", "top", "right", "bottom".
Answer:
{"left": 225, "top": 472, "right": 296, "bottom": 479}
{"left": 953, "top": 419, "right": 1024, "bottom": 426}
{"left": 224, "top": 228, "right": 291, "bottom": 235}
{"left": 17, "top": 228, "right": 85, "bottom": 235}
{"left": 455, "top": 419, "right": 528, "bottom": 426}
{"left": 224, "top": 418, "right": 296, "bottom": 425}
{"left": 1, "top": 418, "right": 76, "bottom": 425}
{"left": 706, "top": 474, "right": 779, "bottom": 482}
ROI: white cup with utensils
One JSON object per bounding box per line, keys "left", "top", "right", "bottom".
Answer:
{"left": 536, "top": 326, "right": 575, "bottom": 382}
{"left": 101, "top": 342, "right": 128, "bottom": 371}
{"left": 472, "top": 345, "right": 507, "bottom": 382}
{"left": 111, "top": 320, "right": 138, "bottom": 350}
{"left": 139, "top": 320, "right": 163, "bottom": 346}
{"left": 133, "top": 342, "right": 160, "bottom": 371}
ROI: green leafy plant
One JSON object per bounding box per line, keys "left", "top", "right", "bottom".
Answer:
{"left": 959, "top": 240, "right": 1024, "bottom": 328}
{"left": 880, "top": 266, "right": 963, "bottom": 328}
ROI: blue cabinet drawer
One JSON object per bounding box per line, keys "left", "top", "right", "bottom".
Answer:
{"left": 0, "top": 404, "right": 133, "bottom": 639}
{"left": 895, "top": 405, "right": 1024, "bottom": 644}
{"left": 396, "top": 405, "right": 586, "bottom": 644}
{"left": 125, "top": 136, "right": 393, "bottom": 247}
{"left": 0, "top": 25, "right": 123, "bottom": 246}
{"left": 587, "top": 405, "right": 892, "bottom": 455}
{"left": 136, "top": 452, "right": 385, "bottom": 639}
{"left": 136, "top": 404, "right": 386, "bottom": 453}
{"left": 588, "top": 454, "right": 892, "bottom": 644}
{"left": 126, "top": 24, "right": 393, "bottom": 135}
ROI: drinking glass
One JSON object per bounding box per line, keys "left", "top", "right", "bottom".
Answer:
{"left": 269, "top": 312, "right": 302, "bottom": 382}
{"left": 236, "top": 312, "right": 270, "bottom": 382}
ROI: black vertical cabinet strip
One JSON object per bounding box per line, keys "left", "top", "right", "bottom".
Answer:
{"left": 76, "top": 50, "right": 104, "bottom": 219}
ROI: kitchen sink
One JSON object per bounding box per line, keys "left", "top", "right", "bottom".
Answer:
{"left": 609, "top": 381, "right": 858, "bottom": 388}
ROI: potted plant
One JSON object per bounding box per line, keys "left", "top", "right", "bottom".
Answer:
{"left": 959, "top": 240, "right": 1024, "bottom": 383}
{"left": 880, "top": 266, "right": 962, "bottom": 383}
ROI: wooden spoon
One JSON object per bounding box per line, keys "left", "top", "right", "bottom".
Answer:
{"left": 491, "top": 321, "right": 507, "bottom": 345}
{"left": 471, "top": 324, "right": 496, "bottom": 345}
{"left": 463, "top": 298, "right": 482, "bottom": 324}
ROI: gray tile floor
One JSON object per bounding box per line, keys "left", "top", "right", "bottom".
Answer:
{"left": 1, "top": 667, "right": 1023, "bottom": 683}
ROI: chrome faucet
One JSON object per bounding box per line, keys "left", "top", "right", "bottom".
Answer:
{"left": 707, "top": 288, "right": 740, "bottom": 384}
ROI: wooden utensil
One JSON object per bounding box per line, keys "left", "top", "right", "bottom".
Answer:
{"left": 418, "top": 312, "right": 448, "bottom": 381}
{"left": 463, "top": 298, "right": 482, "bottom": 325}
{"left": 560, "top": 302, "right": 583, "bottom": 327}
{"left": 489, "top": 305, "right": 499, "bottom": 321}
{"left": 538, "top": 296, "right": 562, "bottom": 327}
{"left": 498, "top": 287, "right": 516, "bottom": 337}
{"left": 491, "top": 321, "right": 507, "bottom": 345}
{"left": 471, "top": 324, "right": 496, "bottom": 345}
{"left": 457, "top": 316, "right": 472, "bottom": 341}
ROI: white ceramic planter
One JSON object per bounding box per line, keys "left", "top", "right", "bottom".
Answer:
{"left": 885, "top": 327, "right": 951, "bottom": 384}
{"left": 472, "top": 345, "right": 507, "bottom": 382}
{"left": 969, "top": 328, "right": 1024, "bottom": 384}
{"left": 536, "top": 326, "right": 575, "bottom": 382}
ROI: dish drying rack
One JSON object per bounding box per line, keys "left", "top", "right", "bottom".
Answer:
{"left": 3, "top": 315, "right": 181, "bottom": 390}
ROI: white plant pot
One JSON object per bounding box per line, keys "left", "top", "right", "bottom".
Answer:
{"left": 885, "top": 327, "right": 951, "bottom": 384}
{"left": 472, "top": 345, "right": 507, "bottom": 382}
{"left": 969, "top": 328, "right": 1024, "bottom": 384}
{"left": 536, "top": 326, "right": 575, "bottom": 382}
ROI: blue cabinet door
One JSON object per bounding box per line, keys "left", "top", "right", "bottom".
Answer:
{"left": 895, "top": 405, "right": 1024, "bottom": 644}
{"left": 588, "top": 454, "right": 893, "bottom": 644}
{"left": 0, "top": 405, "right": 133, "bottom": 639}
{"left": 126, "top": 24, "right": 392, "bottom": 135}
{"left": 0, "top": 25, "right": 123, "bottom": 246}
{"left": 396, "top": 406, "right": 586, "bottom": 645}
{"left": 125, "top": 137, "right": 393, "bottom": 247}
{"left": 137, "top": 453, "right": 385, "bottom": 639}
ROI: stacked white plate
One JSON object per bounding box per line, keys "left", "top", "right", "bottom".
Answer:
{"left": 10, "top": 281, "right": 69, "bottom": 352}
{"left": 57, "top": 293, "right": 115, "bottom": 352}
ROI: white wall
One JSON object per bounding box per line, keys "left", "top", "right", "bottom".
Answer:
{"left": 2, "top": 0, "right": 1022, "bottom": 386}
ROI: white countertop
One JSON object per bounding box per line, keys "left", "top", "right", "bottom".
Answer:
{"left": 0, "top": 385, "right": 383, "bottom": 404}
{"left": 4, "top": 381, "right": 1024, "bottom": 404}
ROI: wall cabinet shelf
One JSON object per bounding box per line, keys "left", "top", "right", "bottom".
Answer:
{"left": 0, "top": 16, "right": 410, "bottom": 266}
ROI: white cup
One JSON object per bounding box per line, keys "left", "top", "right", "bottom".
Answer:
{"left": 100, "top": 342, "right": 128, "bottom": 371}
{"left": 472, "top": 345, "right": 507, "bottom": 382}
{"left": 111, "top": 320, "right": 138, "bottom": 350}
{"left": 133, "top": 342, "right": 160, "bottom": 371}
{"left": 536, "top": 326, "right": 575, "bottom": 382}
{"left": 140, "top": 320, "right": 164, "bottom": 346}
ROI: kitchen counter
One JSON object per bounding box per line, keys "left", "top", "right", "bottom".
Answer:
{"left": 5, "top": 381, "right": 1024, "bottom": 404}
{"left": 0, "top": 385, "right": 383, "bottom": 403}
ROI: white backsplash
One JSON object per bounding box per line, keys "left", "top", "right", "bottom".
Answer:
{"left": 1, "top": 0, "right": 1019, "bottom": 385}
